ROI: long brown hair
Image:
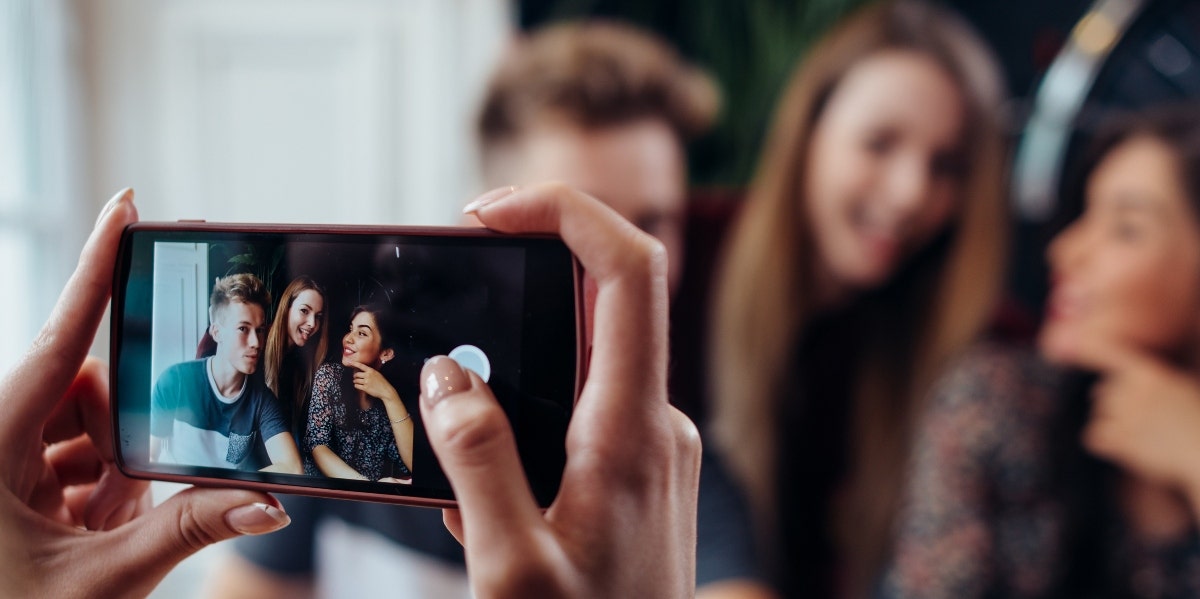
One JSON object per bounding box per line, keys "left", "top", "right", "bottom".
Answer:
{"left": 265, "top": 276, "right": 329, "bottom": 431}
{"left": 709, "top": 0, "right": 1008, "bottom": 593}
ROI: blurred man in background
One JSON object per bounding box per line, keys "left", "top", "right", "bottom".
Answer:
{"left": 206, "top": 20, "right": 728, "bottom": 598}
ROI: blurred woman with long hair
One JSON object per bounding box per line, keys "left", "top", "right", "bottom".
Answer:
{"left": 708, "top": 1, "right": 1007, "bottom": 595}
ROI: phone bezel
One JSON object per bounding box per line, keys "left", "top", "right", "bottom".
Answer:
{"left": 109, "top": 221, "right": 586, "bottom": 508}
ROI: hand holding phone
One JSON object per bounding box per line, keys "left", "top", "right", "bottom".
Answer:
{"left": 427, "top": 183, "right": 702, "bottom": 598}
{"left": 0, "top": 189, "right": 291, "bottom": 598}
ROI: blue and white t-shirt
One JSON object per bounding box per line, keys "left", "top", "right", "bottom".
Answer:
{"left": 150, "top": 358, "right": 289, "bottom": 471}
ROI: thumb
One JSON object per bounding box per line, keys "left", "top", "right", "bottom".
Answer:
{"left": 101, "top": 487, "right": 288, "bottom": 594}
{"left": 419, "top": 356, "right": 543, "bottom": 555}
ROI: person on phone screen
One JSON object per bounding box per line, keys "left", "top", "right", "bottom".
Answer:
{"left": 305, "top": 304, "right": 415, "bottom": 483}
{"left": 150, "top": 273, "right": 303, "bottom": 475}
{"left": 263, "top": 276, "right": 328, "bottom": 445}
{"left": 212, "top": 19, "right": 726, "bottom": 599}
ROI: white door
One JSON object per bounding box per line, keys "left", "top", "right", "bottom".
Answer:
{"left": 150, "top": 242, "right": 209, "bottom": 385}
{"left": 80, "top": 0, "right": 510, "bottom": 226}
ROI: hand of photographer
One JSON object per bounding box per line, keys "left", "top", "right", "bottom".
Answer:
{"left": 420, "top": 183, "right": 702, "bottom": 598}
{"left": 0, "top": 189, "right": 290, "bottom": 597}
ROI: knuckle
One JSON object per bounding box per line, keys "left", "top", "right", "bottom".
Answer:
{"left": 540, "top": 180, "right": 573, "bottom": 199}
{"left": 175, "top": 501, "right": 223, "bottom": 554}
{"left": 618, "top": 231, "right": 668, "bottom": 279}
{"left": 432, "top": 398, "right": 513, "bottom": 467}
{"left": 669, "top": 408, "right": 702, "bottom": 465}
{"left": 478, "top": 554, "right": 567, "bottom": 599}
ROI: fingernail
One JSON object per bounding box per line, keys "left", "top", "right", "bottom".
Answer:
{"left": 421, "top": 355, "right": 471, "bottom": 405}
{"left": 463, "top": 185, "right": 518, "bottom": 215}
{"left": 95, "top": 187, "right": 134, "bottom": 227}
{"left": 225, "top": 502, "right": 290, "bottom": 535}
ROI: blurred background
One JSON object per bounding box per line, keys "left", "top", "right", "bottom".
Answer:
{"left": 1, "top": 0, "right": 1197, "bottom": 595}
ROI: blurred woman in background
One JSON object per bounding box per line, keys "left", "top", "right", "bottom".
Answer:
{"left": 707, "top": 0, "right": 1007, "bottom": 596}
{"left": 884, "top": 105, "right": 1200, "bottom": 598}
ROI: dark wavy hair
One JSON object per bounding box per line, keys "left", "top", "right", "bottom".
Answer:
{"left": 1054, "top": 103, "right": 1200, "bottom": 597}
{"left": 337, "top": 303, "right": 402, "bottom": 429}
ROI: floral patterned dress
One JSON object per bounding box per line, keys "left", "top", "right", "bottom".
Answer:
{"left": 304, "top": 362, "right": 411, "bottom": 481}
{"left": 881, "top": 342, "right": 1200, "bottom": 599}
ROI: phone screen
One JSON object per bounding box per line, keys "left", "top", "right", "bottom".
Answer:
{"left": 111, "top": 223, "right": 580, "bottom": 507}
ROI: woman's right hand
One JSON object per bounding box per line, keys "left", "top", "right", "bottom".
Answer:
{"left": 419, "top": 183, "right": 701, "bottom": 598}
{"left": 348, "top": 360, "right": 400, "bottom": 405}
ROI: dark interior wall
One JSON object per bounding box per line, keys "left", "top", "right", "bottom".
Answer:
{"left": 516, "top": 0, "right": 1091, "bottom": 187}
{"left": 518, "top": 0, "right": 1200, "bottom": 319}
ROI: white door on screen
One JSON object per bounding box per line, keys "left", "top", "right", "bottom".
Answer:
{"left": 150, "top": 242, "right": 209, "bottom": 386}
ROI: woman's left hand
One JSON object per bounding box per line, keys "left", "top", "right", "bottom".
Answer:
{"left": 1075, "top": 342, "right": 1200, "bottom": 504}
{"left": 348, "top": 360, "right": 401, "bottom": 405}
{"left": 0, "top": 189, "right": 291, "bottom": 598}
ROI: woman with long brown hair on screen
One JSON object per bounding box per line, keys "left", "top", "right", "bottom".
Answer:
{"left": 263, "top": 276, "right": 329, "bottom": 441}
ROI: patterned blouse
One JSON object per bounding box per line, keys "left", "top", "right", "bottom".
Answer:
{"left": 880, "top": 342, "right": 1200, "bottom": 599}
{"left": 304, "top": 362, "right": 411, "bottom": 482}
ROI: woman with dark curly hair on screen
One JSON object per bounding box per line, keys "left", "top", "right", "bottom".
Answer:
{"left": 305, "top": 304, "right": 414, "bottom": 483}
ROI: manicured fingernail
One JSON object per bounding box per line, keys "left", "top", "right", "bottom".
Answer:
{"left": 463, "top": 185, "right": 518, "bottom": 215}
{"left": 225, "top": 502, "right": 290, "bottom": 535}
{"left": 95, "top": 187, "right": 134, "bottom": 227}
{"left": 421, "top": 356, "right": 471, "bottom": 405}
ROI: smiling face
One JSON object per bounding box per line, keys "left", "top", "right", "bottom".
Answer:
{"left": 212, "top": 300, "right": 267, "bottom": 375}
{"left": 342, "top": 310, "right": 393, "bottom": 368}
{"left": 804, "top": 50, "right": 967, "bottom": 297}
{"left": 287, "top": 289, "right": 324, "bottom": 349}
{"left": 1040, "top": 136, "right": 1200, "bottom": 365}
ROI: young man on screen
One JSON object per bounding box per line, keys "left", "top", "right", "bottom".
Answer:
{"left": 150, "top": 272, "right": 303, "bottom": 475}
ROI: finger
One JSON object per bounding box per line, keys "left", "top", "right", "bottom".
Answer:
{"left": 85, "top": 464, "right": 150, "bottom": 531}
{"left": 38, "top": 355, "right": 145, "bottom": 529}
{"left": 64, "top": 482, "right": 99, "bottom": 527}
{"left": 99, "top": 488, "right": 289, "bottom": 596}
{"left": 27, "top": 460, "right": 68, "bottom": 524}
{"left": 347, "top": 360, "right": 370, "bottom": 373}
{"left": 92, "top": 486, "right": 153, "bottom": 531}
{"left": 0, "top": 190, "right": 137, "bottom": 446}
{"left": 471, "top": 183, "right": 669, "bottom": 420}
{"left": 43, "top": 358, "right": 112, "bottom": 458}
{"left": 45, "top": 435, "right": 104, "bottom": 487}
{"left": 419, "top": 356, "right": 543, "bottom": 555}
{"left": 442, "top": 509, "right": 466, "bottom": 545}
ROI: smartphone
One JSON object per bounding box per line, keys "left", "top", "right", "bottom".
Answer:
{"left": 111, "top": 222, "right": 583, "bottom": 508}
